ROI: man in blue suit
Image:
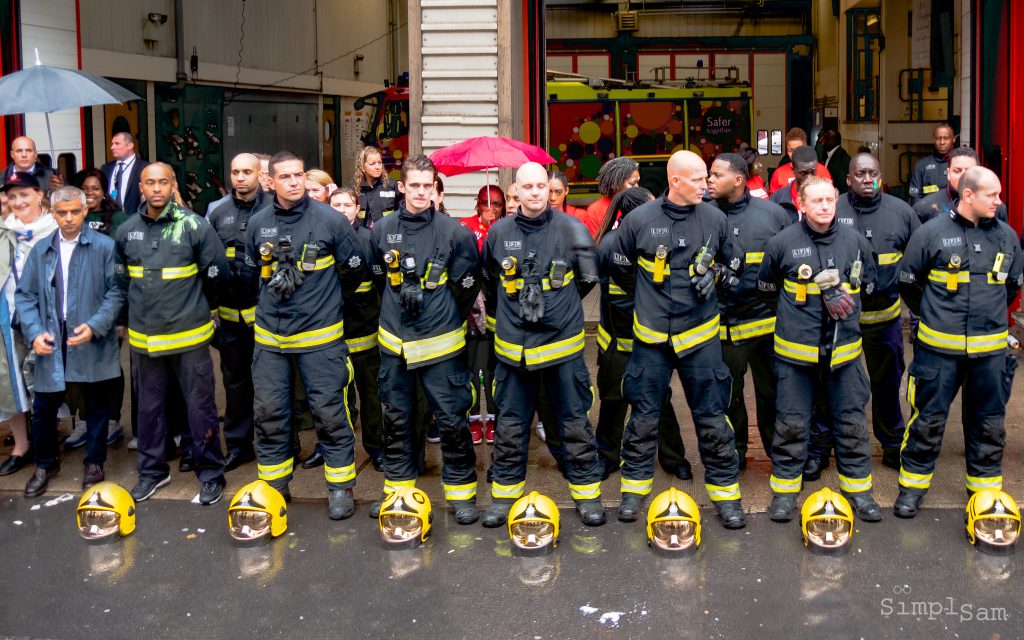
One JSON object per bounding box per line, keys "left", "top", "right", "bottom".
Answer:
{"left": 101, "top": 132, "right": 149, "bottom": 215}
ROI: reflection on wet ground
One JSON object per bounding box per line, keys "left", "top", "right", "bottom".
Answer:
{"left": 0, "top": 496, "right": 1020, "bottom": 639}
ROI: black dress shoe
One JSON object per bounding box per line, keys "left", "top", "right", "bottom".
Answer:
{"left": 371, "top": 456, "right": 383, "bottom": 472}
{"left": 328, "top": 488, "right": 355, "bottom": 520}
{"left": 224, "top": 449, "right": 256, "bottom": 472}
{"left": 301, "top": 450, "right": 325, "bottom": 469}
{"left": 576, "top": 499, "right": 606, "bottom": 526}
{"left": 803, "top": 454, "right": 830, "bottom": 482}
{"left": 717, "top": 500, "right": 747, "bottom": 530}
{"left": 178, "top": 451, "right": 195, "bottom": 473}
{"left": 450, "top": 500, "right": 479, "bottom": 525}
{"left": 893, "top": 490, "right": 923, "bottom": 519}
{"left": 617, "top": 493, "right": 644, "bottom": 522}
{"left": 845, "top": 493, "right": 883, "bottom": 522}
{"left": 881, "top": 448, "right": 901, "bottom": 470}
{"left": 369, "top": 494, "right": 385, "bottom": 518}
{"left": 482, "top": 499, "right": 514, "bottom": 528}
{"left": 769, "top": 494, "right": 797, "bottom": 522}
{"left": 82, "top": 464, "right": 104, "bottom": 490}
{"left": 0, "top": 451, "right": 32, "bottom": 476}
{"left": 24, "top": 466, "right": 58, "bottom": 498}
{"left": 665, "top": 459, "right": 693, "bottom": 481}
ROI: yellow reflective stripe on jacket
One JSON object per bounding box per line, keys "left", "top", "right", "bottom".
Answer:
{"left": 838, "top": 474, "right": 872, "bottom": 493}
{"left": 485, "top": 314, "right": 496, "bottom": 333}
{"left": 542, "top": 270, "right": 574, "bottom": 290}
{"left": 770, "top": 474, "right": 802, "bottom": 493}
{"left": 898, "top": 468, "right": 933, "bottom": 490}
{"left": 346, "top": 332, "right": 378, "bottom": 353}
{"left": 860, "top": 299, "right": 901, "bottom": 325}
{"left": 217, "top": 306, "right": 256, "bottom": 324}
{"left": 706, "top": 482, "right": 741, "bottom": 502}
{"left": 744, "top": 251, "right": 764, "bottom": 265}
{"left": 496, "top": 330, "right": 586, "bottom": 367}
{"left": 927, "top": 269, "right": 970, "bottom": 284}
{"left": 721, "top": 317, "right": 776, "bottom": 343}
{"left": 597, "top": 324, "right": 612, "bottom": 351}
{"left": 355, "top": 281, "right": 373, "bottom": 294}
{"left": 621, "top": 476, "right": 653, "bottom": 496}
{"left": 617, "top": 336, "right": 633, "bottom": 353}
{"left": 876, "top": 252, "right": 903, "bottom": 266}
{"left": 257, "top": 458, "right": 293, "bottom": 481}
{"left": 784, "top": 279, "right": 821, "bottom": 295}
{"left": 492, "top": 481, "right": 525, "bottom": 499}
{"left": 444, "top": 482, "right": 478, "bottom": 501}
{"left": 127, "top": 265, "right": 144, "bottom": 278}
{"left": 254, "top": 320, "right": 345, "bottom": 350}
{"left": 966, "top": 475, "right": 1003, "bottom": 492}
{"left": 324, "top": 463, "right": 356, "bottom": 485}
{"left": 225, "top": 247, "right": 237, "bottom": 259}
{"left": 987, "top": 273, "right": 1008, "bottom": 285}
{"left": 569, "top": 482, "right": 601, "bottom": 501}
{"left": 379, "top": 324, "right": 466, "bottom": 364}
{"left": 161, "top": 263, "right": 199, "bottom": 280}
{"left": 830, "top": 338, "right": 863, "bottom": 368}
{"left": 670, "top": 314, "right": 720, "bottom": 353}
{"left": 128, "top": 320, "right": 214, "bottom": 353}
{"left": 633, "top": 314, "right": 668, "bottom": 344}
{"left": 271, "top": 256, "right": 337, "bottom": 272}
{"left": 637, "top": 256, "right": 670, "bottom": 278}
{"left": 918, "top": 322, "right": 1007, "bottom": 355}
{"left": 774, "top": 334, "right": 819, "bottom": 364}
{"left": 608, "top": 282, "right": 627, "bottom": 296}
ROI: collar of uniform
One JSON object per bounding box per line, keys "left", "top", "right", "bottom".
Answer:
{"left": 847, "top": 189, "right": 881, "bottom": 214}
{"left": 801, "top": 215, "right": 838, "bottom": 240}
{"left": 950, "top": 208, "right": 998, "bottom": 229}
{"left": 513, "top": 206, "right": 552, "bottom": 232}
{"left": 945, "top": 182, "right": 958, "bottom": 203}
{"left": 715, "top": 189, "right": 750, "bottom": 214}
{"left": 398, "top": 204, "right": 435, "bottom": 225}
{"left": 273, "top": 193, "right": 309, "bottom": 216}
{"left": 660, "top": 197, "right": 696, "bottom": 220}
{"left": 362, "top": 178, "right": 387, "bottom": 194}
{"left": 145, "top": 201, "right": 184, "bottom": 224}
{"left": 233, "top": 188, "right": 264, "bottom": 210}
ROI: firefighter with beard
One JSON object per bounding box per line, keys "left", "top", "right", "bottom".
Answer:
{"left": 241, "top": 151, "right": 368, "bottom": 520}
{"left": 706, "top": 152, "right": 791, "bottom": 470}
{"left": 369, "top": 155, "right": 481, "bottom": 525}
{"left": 481, "top": 162, "right": 605, "bottom": 528}
{"left": 207, "top": 153, "right": 268, "bottom": 471}
{"left": 895, "top": 167, "right": 1022, "bottom": 518}
{"left": 827, "top": 153, "right": 919, "bottom": 471}
{"left": 607, "top": 150, "right": 746, "bottom": 530}
{"left": 756, "top": 176, "right": 883, "bottom": 524}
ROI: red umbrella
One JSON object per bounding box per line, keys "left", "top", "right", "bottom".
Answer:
{"left": 429, "top": 136, "right": 555, "bottom": 177}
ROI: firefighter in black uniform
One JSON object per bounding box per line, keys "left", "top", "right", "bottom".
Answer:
{"left": 114, "top": 162, "right": 229, "bottom": 504}
{"left": 329, "top": 186, "right": 385, "bottom": 470}
{"left": 595, "top": 187, "right": 691, "bottom": 481}
{"left": 895, "top": 166, "right": 1022, "bottom": 518}
{"left": 824, "top": 153, "right": 919, "bottom": 471}
{"left": 706, "top": 153, "right": 791, "bottom": 469}
{"left": 207, "top": 153, "right": 266, "bottom": 471}
{"left": 770, "top": 146, "right": 819, "bottom": 223}
{"left": 241, "top": 151, "right": 368, "bottom": 520}
{"left": 481, "top": 161, "right": 605, "bottom": 527}
{"left": 607, "top": 150, "right": 745, "bottom": 529}
{"left": 756, "top": 176, "right": 883, "bottom": 523}
{"left": 913, "top": 147, "right": 1009, "bottom": 224}
{"left": 355, "top": 146, "right": 401, "bottom": 225}
{"left": 908, "top": 123, "right": 954, "bottom": 205}
{"left": 369, "top": 155, "right": 481, "bottom": 524}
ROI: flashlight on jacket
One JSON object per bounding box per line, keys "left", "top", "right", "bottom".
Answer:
{"left": 259, "top": 242, "right": 274, "bottom": 280}
{"left": 993, "top": 252, "right": 1007, "bottom": 282}
{"left": 849, "top": 251, "right": 863, "bottom": 290}
{"left": 947, "top": 254, "right": 962, "bottom": 293}
{"left": 384, "top": 249, "right": 402, "bottom": 287}
{"left": 502, "top": 256, "right": 519, "bottom": 295}
{"left": 796, "top": 263, "right": 812, "bottom": 305}
{"left": 653, "top": 245, "right": 668, "bottom": 285}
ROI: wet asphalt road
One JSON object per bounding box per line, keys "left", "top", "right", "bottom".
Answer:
{"left": 0, "top": 495, "right": 1020, "bottom": 640}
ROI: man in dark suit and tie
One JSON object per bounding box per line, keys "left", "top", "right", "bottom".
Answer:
{"left": 101, "top": 132, "right": 149, "bottom": 215}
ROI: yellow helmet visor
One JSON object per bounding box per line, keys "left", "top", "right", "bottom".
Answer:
{"left": 973, "top": 516, "right": 1020, "bottom": 554}
{"left": 229, "top": 509, "right": 273, "bottom": 546}
{"left": 510, "top": 520, "right": 556, "bottom": 556}
{"left": 77, "top": 509, "right": 122, "bottom": 543}
{"left": 380, "top": 513, "right": 426, "bottom": 547}
{"left": 805, "top": 517, "right": 853, "bottom": 554}
{"left": 650, "top": 519, "right": 698, "bottom": 555}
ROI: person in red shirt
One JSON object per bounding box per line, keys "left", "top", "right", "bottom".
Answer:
{"left": 581, "top": 157, "right": 640, "bottom": 238}
{"left": 769, "top": 127, "right": 831, "bottom": 194}
{"left": 770, "top": 146, "right": 821, "bottom": 222}
{"left": 462, "top": 185, "right": 504, "bottom": 253}
{"left": 548, "top": 169, "right": 586, "bottom": 218}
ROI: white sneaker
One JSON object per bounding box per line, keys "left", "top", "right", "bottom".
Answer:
{"left": 64, "top": 422, "right": 88, "bottom": 449}
{"left": 535, "top": 421, "right": 546, "bottom": 442}
{"left": 127, "top": 437, "right": 138, "bottom": 450}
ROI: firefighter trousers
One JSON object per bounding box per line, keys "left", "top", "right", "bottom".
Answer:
{"left": 348, "top": 345, "right": 383, "bottom": 462}
{"left": 899, "top": 348, "right": 1017, "bottom": 496}
{"left": 722, "top": 334, "right": 777, "bottom": 459}
{"left": 595, "top": 346, "right": 687, "bottom": 470}
{"left": 491, "top": 356, "right": 602, "bottom": 502}
{"left": 217, "top": 321, "right": 255, "bottom": 457}
{"left": 620, "top": 341, "right": 741, "bottom": 503}
{"left": 253, "top": 343, "right": 356, "bottom": 491}
{"left": 770, "top": 359, "right": 873, "bottom": 495}
{"left": 378, "top": 353, "right": 477, "bottom": 503}
{"left": 133, "top": 347, "right": 225, "bottom": 483}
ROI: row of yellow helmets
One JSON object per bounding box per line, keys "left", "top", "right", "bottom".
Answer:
{"left": 76, "top": 481, "right": 1022, "bottom": 556}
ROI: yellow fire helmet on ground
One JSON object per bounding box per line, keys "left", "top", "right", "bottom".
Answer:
{"left": 801, "top": 488, "right": 854, "bottom": 555}
{"left": 646, "top": 487, "right": 701, "bottom": 556}
{"left": 77, "top": 481, "right": 136, "bottom": 544}
{"left": 508, "top": 491, "right": 559, "bottom": 556}
{"left": 228, "top": 480, "right": 288, "bottom": 546}
{"left": 966, "top": 489, "right": 1021, "bottom": 555}
{"left": 379, "top": 486, "right": 433, "bottom": 549}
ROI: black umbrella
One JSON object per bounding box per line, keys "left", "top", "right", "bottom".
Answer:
{"left": 0, "top": 60, "right": 142, "bottom": 162}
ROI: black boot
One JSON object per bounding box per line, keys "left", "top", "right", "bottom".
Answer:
{"left": 617, "top": 493, "right": 645, "bottom": 522}
{"left": 716, "top": 500, "right": 746, "bottom": 529}
{"left": 482, "top": 498, "right": 514, "bottom": 528}
{"left": 844, "top": 492, "right": 883, "bottom": 522}
{"left": 575, "top": 499, "right": 606, "bottom": 526}
{"left": 328, "top": 488, "right": 355, "bottom": 520}
{"left": 803, "top": 454, "right": 830, "bottom": 482}
{"left": 893, "top": 490, "right": 923, "bottom": 519}
{"left": 450, "top": 500, "right": 479, "bottom": 525}
{"left": 769, "top": 494, "right": 797, "bottom": 522}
